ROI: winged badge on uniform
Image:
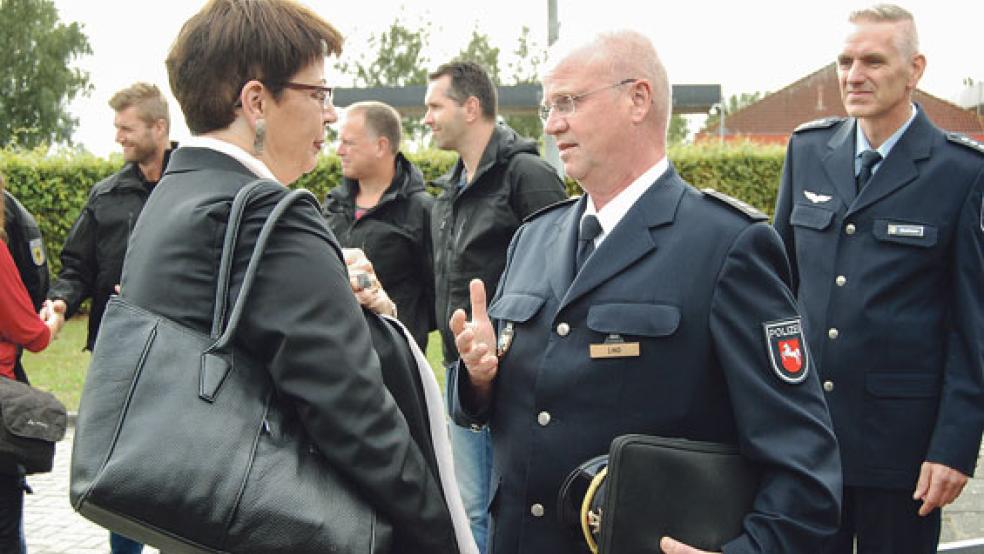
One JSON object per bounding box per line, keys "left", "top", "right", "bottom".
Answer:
{"left": 803, "top": 190, "right": 832, "bottom": 204}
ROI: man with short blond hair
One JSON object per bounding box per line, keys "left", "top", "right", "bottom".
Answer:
{"left": 49, "top": 81, "right": 175, "bottom": 554}
{"left": 774, "top": 5, "right": 984, "bottom": 553}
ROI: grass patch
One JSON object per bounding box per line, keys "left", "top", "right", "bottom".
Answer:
{"left": 21, "top": 316, "right": 90, "bottom": 412}
{"left": 21, "top": 318, "right": 448, "bottom": 412}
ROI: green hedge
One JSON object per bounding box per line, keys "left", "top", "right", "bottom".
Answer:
{"left": 1, "top": 142, "right": 786, "bottom": 278}
{"left": 1, "top": 148, "right": 121, "bottom": 276}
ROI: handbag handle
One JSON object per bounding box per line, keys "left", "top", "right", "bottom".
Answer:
{"left": 199, "top": 183, "right": 320, "bottom": 402}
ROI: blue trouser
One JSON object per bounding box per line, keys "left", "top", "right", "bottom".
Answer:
{"left": 449, "top": 422, "right": 492, "bottom": 554}
{"left": 110, "top": 531, "right": 143, "bottom": 554}
{"left": 822, "top": 485, "right": 941, "bottom": 554}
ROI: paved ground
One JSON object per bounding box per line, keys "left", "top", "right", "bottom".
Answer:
{"left": 23, "top": 429, "right": 984, "bottom": 552}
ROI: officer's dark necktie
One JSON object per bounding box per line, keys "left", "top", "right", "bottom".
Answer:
{"left": 575, "top": 214, "right": 603, "bottom": 274}
{"left": 856, "top": 150, "right": 883, "bottom": 192}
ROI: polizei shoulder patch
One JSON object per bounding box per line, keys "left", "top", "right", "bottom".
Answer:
{"left": 763, "top": 318, "right": 810, "bottom": 384}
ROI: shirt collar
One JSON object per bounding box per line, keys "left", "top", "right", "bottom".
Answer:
{"left": 583, "top": 157, "right": 669, "bottom": 247}
{"left": 179, "top": 136, "right": 279, "bottom": 182}
{"left": 855, "top": 103, "right": 918, "bottom": 174}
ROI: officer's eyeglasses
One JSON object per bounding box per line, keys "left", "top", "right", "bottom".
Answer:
{"left": 281, "top": 82, "right": 335, "bottom": 109}
{"left": 539, "top": 78, "right": 637, "bottom": 122}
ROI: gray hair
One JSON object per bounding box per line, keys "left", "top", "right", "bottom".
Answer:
{"left": 849, "top": 4, "right": 920, "bottom": 59}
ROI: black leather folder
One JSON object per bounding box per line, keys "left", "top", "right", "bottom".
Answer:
{"left": 593, "top": 435, "right": 759, "bottom": 553}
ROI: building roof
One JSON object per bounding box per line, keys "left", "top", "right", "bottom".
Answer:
{"left": 704, "top": 64, "right": 984, "bottom": 140}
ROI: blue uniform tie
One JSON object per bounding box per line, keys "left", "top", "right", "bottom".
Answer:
{"left": 576, "top": 214, "right": 603, "bottom": 273}
{"left": 857, "top": 150, "right": 883, "bottom": 192}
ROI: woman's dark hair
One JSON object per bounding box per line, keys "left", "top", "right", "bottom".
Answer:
{"left": 166, "top": 0, "right": 343, "bottom": 134}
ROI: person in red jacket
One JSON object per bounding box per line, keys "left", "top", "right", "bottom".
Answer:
{"left": 0, "top": 174, "right": 65, "bottom": 552}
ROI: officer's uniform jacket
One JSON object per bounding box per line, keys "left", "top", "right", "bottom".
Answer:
{"left": 774, "top": 108, "right": 984, "bottom": 490}
{"left": 451, "top": 165, "right": 842, "bottom": 554}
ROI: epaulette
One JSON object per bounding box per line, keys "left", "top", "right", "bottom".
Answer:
{"left": 946, "top": 132, "right": 984, "bottom": 155}
{"left": 793, "top": 117, "right": 845, "bottom": 134}
{"left": 701, "top": 188, "right": 768, "bottom": 221}
{"left": 523, "top": 196, "right": 579, "bottom": 223}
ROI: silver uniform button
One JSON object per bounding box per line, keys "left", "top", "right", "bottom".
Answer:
{"left": 537, "top": 411, "right": 551, "bottom": 426}
{"left": 531, "top": 503, "right": 545, "bottom": 517}
{"left": 556, "top": 322, "right": 571, "bottom": 336}
{"left": 823, "top": 380, "right": 835, "bottom": 392}
{"left": 469, "top": 424, "right": 483, "bottom": 432}
{"left": 845, "top": 223, "right": 857, "bottom": 235}
{"left": 835, "top": 275, "right": 847, "bottom": 287}
{"left": 828, "top": 328, "right": 839, "bottom": 340}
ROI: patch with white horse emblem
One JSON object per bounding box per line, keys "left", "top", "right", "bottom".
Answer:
{"left": 762, "top": 318, "right": 810, "bottom": 384}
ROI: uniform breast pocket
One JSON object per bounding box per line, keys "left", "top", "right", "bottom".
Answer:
{"left": 488, "top": 293, "right": 547, "bottom": 357}
{"left": 790, "top": 203, "right": 835, "bottom": 232}
{"left": 872, "top": 219, "right": 938, "bottom": 249}
{"left": 586, "top": 303, "right": 681, "bottom": 342}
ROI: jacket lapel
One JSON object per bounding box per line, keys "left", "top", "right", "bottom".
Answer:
{"left": 821, "top": 119, "right": 857, "bottom": 209}
{"left": 558, "top": 169, "right": 684, "bottom": 311}
{"left": 848, "top": 109, "right": 932, "bottom": 216}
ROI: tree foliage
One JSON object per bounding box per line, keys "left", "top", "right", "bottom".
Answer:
{"left": 334, "top": 13, "right": 432, "bottom": 87}
{"left": 0, "top": 0, "right": 92, "bottom": 149}
{"left": 667, "top": 114, "right": 689, "bottom": 145}
{"left": 703, "top": 92, "right": 766, "bottom": 132}
{"left": 457, "top": 28, "right": 502, "bottom": 84}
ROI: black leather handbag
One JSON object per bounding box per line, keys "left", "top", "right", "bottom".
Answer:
{"left": 69, "top": 182, "right": 392, "bottom": 554}
{"left": 0, "top": 377, "right": 66, "bottom": 475}
{"left": 560, "top": 434, "right": 758, "bottom": 554}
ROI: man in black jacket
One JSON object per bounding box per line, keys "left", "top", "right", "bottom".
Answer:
{"left": 323, "top": 101, "right": 435, "bottom": 349}
{"left": 47, "top": 82, "right": 174, "bottom": 554}
{"left": 49, "top": 82, "right": 174, "bottom": 353}
{"left": 423, "top": 60, "right": 568, "bottom": 554}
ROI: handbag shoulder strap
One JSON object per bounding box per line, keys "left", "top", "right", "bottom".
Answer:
{"left": 209, "top": 179, "right": 274, "bottom": 339}
{"left": 200, "top": 183, "right": 320, "bottom": 401}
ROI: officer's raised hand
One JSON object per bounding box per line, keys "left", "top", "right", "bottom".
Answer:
{"left": 450, "top": 279, "right": 498, "bottom": 401}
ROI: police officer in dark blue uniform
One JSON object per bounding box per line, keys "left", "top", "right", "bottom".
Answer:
{"left": 449, "top": 30, "right": 842, "bottom": 554}
{"left": 773, "top": 6, "right": 984, "bottom": 553}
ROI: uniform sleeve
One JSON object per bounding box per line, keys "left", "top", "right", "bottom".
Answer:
{"left": 926, "top": 167, "right": 984, "bottom": 475}
{"left": 508, "top": 154, "right": 568, "bottom": 219}
{"left": 0, "top": 243, "right": 50, "bottom": 353}
{"left": 709, "top": 223, "right": 842, "bottom": 554}
{"left": 773, "top": 142, "right": 800, "bottom": 294}
{"left": 49, "top": 200, "right": 98, "bottom": 316}
{"left": 448, "top": 222, "right": 526, "bottom": 428}
{"left": 238, "top": 202, "right": 458, "bottom": 553}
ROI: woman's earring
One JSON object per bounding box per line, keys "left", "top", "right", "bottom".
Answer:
{"left": 254, "top": 118, "right": 267, "bottom": 154}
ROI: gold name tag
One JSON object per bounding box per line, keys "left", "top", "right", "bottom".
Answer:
{"left": 589, "top": 342, "right": 640, "bottom": 358}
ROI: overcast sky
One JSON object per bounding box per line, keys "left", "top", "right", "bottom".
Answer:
{"left": 53, "top": 0, "right": 983, "bottom": 156}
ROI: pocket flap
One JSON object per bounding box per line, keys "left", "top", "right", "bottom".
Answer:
{"left": 587, "top": 304, "right": 680, "bottom": 337}
{"left": 872, "top": 220, "right": 938, "bottom": 248}
{"left": 488, "top": 293, "right": 546, "bottom": 323}
{"left": 790, "top": 204, "right": 835, "bottom": 230}
{"left": 865, "top": 372, "right": 940, "bottom": 398}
